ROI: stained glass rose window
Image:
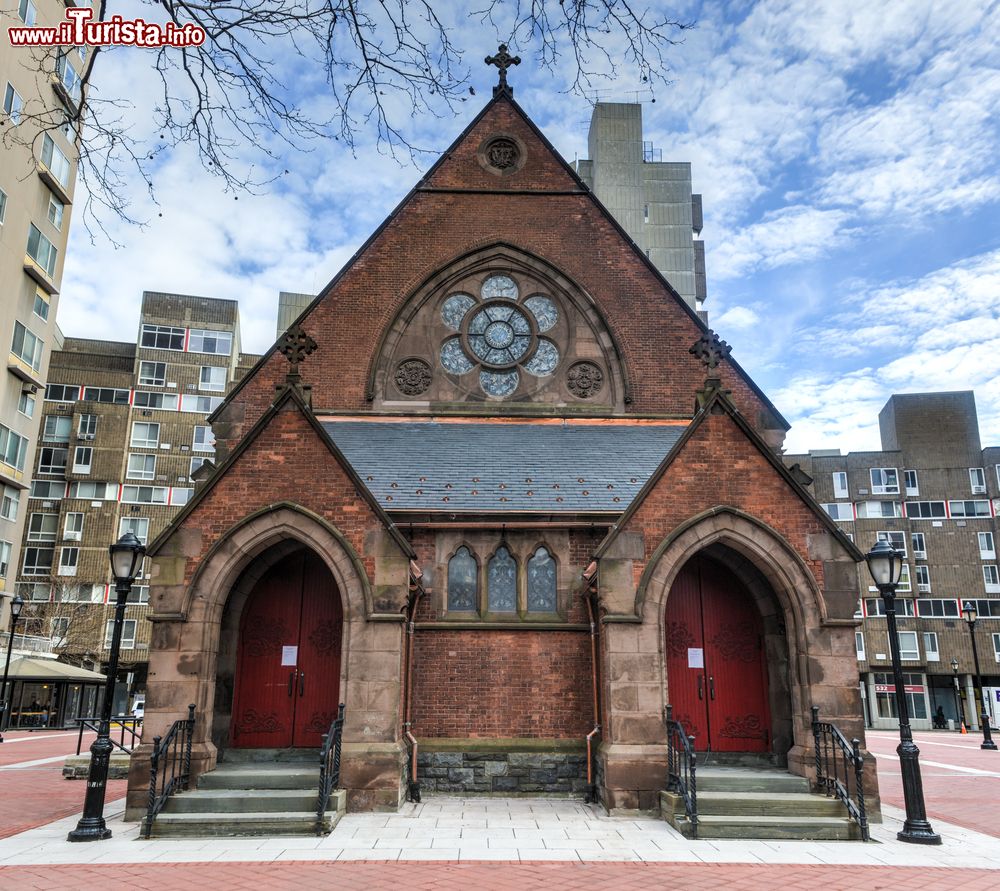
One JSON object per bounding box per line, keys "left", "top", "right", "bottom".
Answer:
{"left": 439, "top": 274, "right": 561, "bottom": 397}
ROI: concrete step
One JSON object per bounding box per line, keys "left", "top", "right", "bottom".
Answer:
{"left": 220, "top": 748, "right": 320, "bottom": 764}
{"left": 695, "top": 768, "right": 811, "bottom": 794}
{"left": 198, "top": 764, "right": 319, "bottom": 791}
{"left": 677, "top": 813, "right": 859, "bottom": 840}
{"left": 164, "top": 788, "right": 322, "bottom": 815}
{"left": 697, "top": 790, "right": 845, "bottom": 818}
{"left": 149, "top": 810, "right": 338, "bottom": 838}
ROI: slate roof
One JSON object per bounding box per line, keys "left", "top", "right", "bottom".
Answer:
{"left": 322, "top": 420, "right": 687, "bottom": 513}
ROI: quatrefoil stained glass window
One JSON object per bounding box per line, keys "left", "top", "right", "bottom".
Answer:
{"left": 439, "top": 275, "right": 561, "bottom": 397}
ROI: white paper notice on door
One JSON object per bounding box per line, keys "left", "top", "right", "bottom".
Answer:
{"left": 687, "top": 648, "right": 704, "bottom": 669}
{"left": 281, "top": 645, "right": 298, "bottom": 667}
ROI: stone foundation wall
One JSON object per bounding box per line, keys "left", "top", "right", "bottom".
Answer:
{"left": 417, "top": 749, "right": 588, "bottom": 795}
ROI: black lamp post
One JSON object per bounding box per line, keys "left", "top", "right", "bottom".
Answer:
{"left": 961, "top": 602, "right": 997, "bottom": 751}
{"left": 1, "top": 594, "right": 25, "bottom": 743}
{"left": 866, "top": 540, "right": 941, "bottom": 844}
{"left": 68, "top": 532, "right": 145, "bottom": 842}
{"left": 951, "top": 658, "right": 962, "bottom": 729}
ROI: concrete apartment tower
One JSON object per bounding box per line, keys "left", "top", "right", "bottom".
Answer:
{"left": 574, "top": 102, "right": 706, "bottom": 313}
{"left": 2, "top": 0, "right": 84, "bottom": 626}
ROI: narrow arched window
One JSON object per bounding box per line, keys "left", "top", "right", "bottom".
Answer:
{"left": 487, "top": 545, "right": 517, "bottom": 612}
{"left": 526, "top": 547, "right": 557, "bottom": 612}
{"left": 447, "top": 546, "right": 478, "bottom": 611}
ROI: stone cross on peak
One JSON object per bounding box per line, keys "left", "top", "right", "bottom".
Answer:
{"left": 485, "top": 44, "right": 521, "bottom": 97}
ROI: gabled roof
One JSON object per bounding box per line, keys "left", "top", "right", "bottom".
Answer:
{"left": 148, "top": 387, "right": 414, "bottom": 558}
{"left": 594, "top": 387, "right": 863, "bottom": 561}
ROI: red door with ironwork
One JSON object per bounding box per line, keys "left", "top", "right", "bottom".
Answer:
{"left": 231, "top": 551, "right": 343, "bottom": 748}
{"left": 665, "top": 557, "right": 770, "bottom": 752}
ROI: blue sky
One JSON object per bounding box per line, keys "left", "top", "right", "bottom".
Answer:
{"left": 58, "top": 0, "right": 1000, "bottom": 453}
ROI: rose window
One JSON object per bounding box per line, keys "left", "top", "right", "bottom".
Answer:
{"left": 439, "top": 274, "right": 561, "bottom": 397}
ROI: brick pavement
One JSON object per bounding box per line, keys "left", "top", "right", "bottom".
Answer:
{"left": 0, "top": 730, "right": 127, "bottom": 839}
{"left": 866, "top": 730, "right": 1000, "bottom": 839}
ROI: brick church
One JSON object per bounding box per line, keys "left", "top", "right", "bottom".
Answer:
{"left": 126, "top": 61, "right": 873, "bottom": 820}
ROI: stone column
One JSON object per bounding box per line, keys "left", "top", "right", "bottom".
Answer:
{"left": 964, "top": 674, "right": 979, "bottom": 730}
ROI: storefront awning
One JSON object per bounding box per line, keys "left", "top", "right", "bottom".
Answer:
{"left": 5, "top": 656, "right": 107, "bottom": 682}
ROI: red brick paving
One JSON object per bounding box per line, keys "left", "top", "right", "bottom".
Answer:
{"left": 867, "top": 730, "right": 1000, "bottom": 839}
{"left": 0, "top": 730, "right": 126, "bottom": 839}
{"left": 0, "top": 862, "right": 996, "bottom": 891}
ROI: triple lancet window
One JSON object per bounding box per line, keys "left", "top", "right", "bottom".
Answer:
{"left": 447, "top": 543, "right": 558, "bottom": 616}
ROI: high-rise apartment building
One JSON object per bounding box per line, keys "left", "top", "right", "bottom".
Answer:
{"left": 9, "top": 293, "right": 258, "bottom": 723}
{"left": 573, "top": 102, "right": 707, "bottom": 313}
{"left": 786, "top": 392, "right": 1000, "bottom": 732}
{"left": 2, "top": 0, "right": 84, "bottom": 627}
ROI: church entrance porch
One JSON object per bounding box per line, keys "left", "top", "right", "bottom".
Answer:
{"left": 665, "top": 556, "right": 771, "bottom": 754}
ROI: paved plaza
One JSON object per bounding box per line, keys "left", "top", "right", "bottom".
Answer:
{"left": 0, "top": 729, "right": 998, "bottom": 888}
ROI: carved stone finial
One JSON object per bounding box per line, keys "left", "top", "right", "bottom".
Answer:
{"left": 485, "top": 44, "right": 521, "bottom": 97}
{"left": 278, "top": 322, "right": 317, "bottom": 377}
{"left": 689, "top": 330, "right": 732, "bottom": 370}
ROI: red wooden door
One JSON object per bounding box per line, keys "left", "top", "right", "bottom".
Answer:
{"left": 231, "top": 551, "right": 342, "bottom": 748}
{"left": 665, "top": 557, "right": 770, "bottom": 752}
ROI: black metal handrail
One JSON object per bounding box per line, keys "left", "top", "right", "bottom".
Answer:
{"left": 143, "top": 704, "right": 196, "bottom": 839}
{"left": 316, "top": 703, "right": 346, "bottom": 835}
{"left": 75, "top": 715, "right": 141, "bottom": 755}
{"left": 811, "top": 706, "right": 870, "bottom": 841}
{"left": 665, "top": 705, "right": 698, "bottom": 838}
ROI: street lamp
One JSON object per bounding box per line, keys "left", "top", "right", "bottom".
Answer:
{"left": 951, "top": 658, "right": 962, "bottom": 730}
{"left": 68, "top": 532, "right": 145, "bottom": 842}
{"left": 1, "top": 594, "right": 25, "bottom": 743}
{"left": 865, "top": 540, "right": 941, "bottom": 844}
{"left": 960, "top": 602, "right": 997, "bottom": 751}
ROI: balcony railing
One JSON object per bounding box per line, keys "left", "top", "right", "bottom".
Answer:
{"left": 0, "top": 631, "right": 55, "bottom": 656}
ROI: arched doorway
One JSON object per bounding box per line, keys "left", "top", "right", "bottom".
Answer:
{"left": 230, "top": 548, "right": 343, "bottom": 748}
{"left": 665, "top": 555, "right": 771, "bottom": 752}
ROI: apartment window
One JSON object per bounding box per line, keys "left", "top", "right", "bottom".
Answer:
{"left": 856, "top": 501, "right": 902, "bottom": 519}
{"left": 1, "top": 485, "right": 20, "bottom": 521}
{"left": 199, "top": 365, "right": 227, "bottom": 392}
{"left": 55, "top": 583, "right": 102, "bottom": 604}
{"left": 896, "top": 631, "right": 919, "bottom": 661}
{"left": 121, "top": 485, "right": 168, "bottom": 504}
{"left": 78, "top": 414, "right": 97, "bottom": 438}
{"left": 0, "top": 424, "right": 28, "bottom": 472}
{"left": 45, "top": 383, "right": 79, "bottom": 402}
{"left": 38, "top": 447, "right": 68, "bottom": 475}
{"left": 911, "top": 532, "right": 927, "bottom": 558}
{"left": 43, "top": 416, "right": 72, "bottom": 442}
{"left": 29, "top": 480, "right": 64, "bottom": 499}
{"left": 832, "top": 472, "right": 849, "bottom": 499}
{"left": 11, "top": 321, "right": 44, "bottom": 372}
{"left": 180, "top": 394, "right": 224, "bottom": 413}
{"left": 189, "top": 456, "right": 209, "bottom": 479}
{"left": 140, "top": 324, "right": 185, "bottom": 351}
{"left": 172, "top": 487, "right": 193, "bottom": 506}
{"left": 923, "top": 632, "right": 939, "bottom": 662}
{"left": 23, "top": 546, "right": 54, "bottom": 575}
{"left": 963, "top": 599, "right": 1000, "bottom": 618}
{"left": 904, "top": 469, "right": 919, "bottom": 496}
{"left": 26, "top": 225, "right": 58, "bottom": 277}
{"left": 27, "top": 513, "right": 58, "bottom": 541}
{"left": 917, "top": 598, "right": 960, "bottom": 618}
{"left": 188, "top": 328, "right": 232, "bottom": 356}
{"left": 47, "top": 195, "right": 64, "bottom": 230}
{"left": 71, "top": 446, "right": 92, "bottom": 474}
{"left": 17, "top": 390, "right": 35, "bottom": 419}
{"left": 55, "top": 52, "right": 82, "bottom": 105}
{"left": 130, "top": 422, "right": 160, "bottom": 448}
{"left": 984, "top": 565, "right": 1000, "bottom": 593}
{"left": 81, "top": 387, "right": 130, "bottom": 405}
{"left": 18, "top": 582, "right": 51, "bottom": 602}
{"left": 18, "top": 0, "right": 36, "bottom": 26}
{"left": 127, "top": 584, "right": 150, "bottom": 604}
{"left": 64, "top": 512, "right": 84, "bottom": 540}
{"left": 949, "top": 500, "right": 990, "bottom": 519}
{"left": 127, "top": 453, "right": 156, "bottom": 480}
{"left": 133, "top": 391, "right": 178, "bottom": 410}
{"left": 905, "top": 501, "right": 947, "bottom": 519}
{"left": 855, "top": 631, "right": 865, "bottom": 661}
{"left": 3, "top": 83, "right": 23, "bottom": 124}
{"left": 979, "top": 532, "right": 996, "bottom": 560}
{"left": 915, "top": 565, "right": 931, "bottom": 593}
{"left": 970, "top": 467, "right": 987, "bottom": 495}
{"left": 68, "top": 481, "right": 114, "bottom": 500}
{"left": 33, "top": 291, "right": 50, "bottom": 322}
{"left": 192, "top": 426, "right": 215, "bottom": 452}
{"left": 643, "top": 203, "right": 649, "bottom": 222}
{"left": 57, "top": 546, "right": 79, "bottom": 576}
{"left": 51, "top": 617, "right": 69, "bottom": 646}
{"left": 40, "top": 134, "right": 72, "bottom": 187}
{"left": 821, "top": 503, "right": 853, "bottom": 521}
{"left": 870, "top": 468, "right": 899, "bottom": 495}
{"left": 105, "top": 619, "right": 138, "bottom": 650}
{"left": 876, "top": 531, "right": 907, "bottom": 556}
{"left": 120, "top": 517, "right": 150, "bottom": 542}
{"left": 865, "top": 597, "right": 915, "bottom": 617}
{"left": 898, "top": 563, "right": 912, "bottom": 592}
{"left": 0, "top": 540, "right": 11, "bottom": 579}
{"left": 138, "top": 361, "right": 166, "bottom": 386}
{"left": 0, "top": 187, "right": 6, "bottom": 223}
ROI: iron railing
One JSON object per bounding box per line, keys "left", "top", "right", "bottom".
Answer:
{"left": 75, "top": 715, "right": 141, "bottom": 755}
{"left": 316, "top": 703, "right": 345, "bottom": 835}
{"left": 665, "top": 705, "right": 698, "bottom": 838}
{"left": 811, "top": 706, "right": 870, "bottom": 841}
{"left": 143, "top": 704, "right": 196, "bottom": 839}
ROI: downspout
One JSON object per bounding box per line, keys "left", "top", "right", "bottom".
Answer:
{"left": 403, "top": 559, "right": 424, "bottom": 803}
{"left": 582, "top": 560, "right": 601, "bottom": 804}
